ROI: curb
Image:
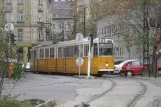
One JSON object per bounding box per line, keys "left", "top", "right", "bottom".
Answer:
{"left": 35, "top": 99, "right": 56, "bottom": 107}
{"left": 133, "top": 77, "right": 153, "bottom": 80}
{"left": 73, "top": 75, "right": 97, "bottom": 79}
{"left": 133, "top": 76, "right": 161, "bottom": 80}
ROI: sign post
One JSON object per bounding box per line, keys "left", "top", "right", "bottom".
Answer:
{"left": 76, "top": 33, "right": 84, "bottom": 76}
{"left": 87, "top": 38, "right": 91, "bottom": 77}
{"left": 76, "top": 57, "right": 84, "bottom": 76}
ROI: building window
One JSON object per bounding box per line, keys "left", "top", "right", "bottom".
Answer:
{"left": 104, "top": 27, "right": 106, "bottom": 35}
{"left": 38, "top": 12, "right": 43, "bottom": 22}
{"left": 53, "top": 24, "right": 55, "bottom": 29}
{"left": 17, "top": 0, "right": 23, "bottom": 4}
{"left": 38, "top": 0, "right": 42, "bottom": 4}
{"left": 17, "top": 11, "right": 23, "bottom": 22}
{"left": 59, "top": 24, "right": 62, "bottom": 29}
{"left": 6, "top": 0, "right": 12, "bottom": 3}
{"left": 38, "top": 30, "right": 42, "bottom": 39}
{"left": 68, "top": 24, "right": 71, "bottom": 29}
{"left": 18, "top": 29, "right": 23, "bottom": 41}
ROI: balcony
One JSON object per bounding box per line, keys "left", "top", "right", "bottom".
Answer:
{"left": 38, "top": 4, "right": 43, "bottom": 11}
{"left": 17, "top": 4, "right": 24, "bottom": 10}
{"left": 37, "top": 18, "right": 43, "bottom": 23}
{"left": 5, "top": 4, "right": 12, "bottom": 12}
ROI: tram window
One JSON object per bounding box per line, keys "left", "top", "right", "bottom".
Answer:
{"left": 74, "top": 45, "right": 79, "bottom": 57}
{"left": 99, "top": 44, "right": 113, "bottom": 56}
{"left": 93, "top": 43, "right": 98, "bottom": 57}
{"left": 64, "top": 47, "right": 68, "bottom": 57}
{"left": 34, "top": 50, "right": 37, "bottom": 59}
{"left": 45, "top": 48, "right": 49, "bottom": 58}
{"left": 68, "top": 46, "right": 74, "bottom": 57}
{"left": 40, "top": 49, "right": 44, "bottom": 58}
{"left": 74, "top": 45, "right": 83, "bottom": 57}
{"left": 84, "top": 44, "right": 89, "bottom": 57}
{"left": 31, "top": 51, "right": 33, "bottom": 60}
{"left": 58, "top": 47, "right": 62, "bottom": 58}
{"left": 50, "top": 48, "right": 55, "bottom": 58}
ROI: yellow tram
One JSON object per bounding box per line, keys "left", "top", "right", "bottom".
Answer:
{"left": 30, "top": 37, "right": 114, "bottom": 76}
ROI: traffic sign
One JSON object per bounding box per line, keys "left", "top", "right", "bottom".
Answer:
{"left": 76, "top": 33, "right": 84, "bottom": 41}
{"left": 5, "top": 23, "right": 14, "bottom": 31}
{"left": 76, "top": 57, "right": 84, "bottom": 66}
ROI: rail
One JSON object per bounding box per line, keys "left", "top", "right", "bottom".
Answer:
{"left": 127, "top": 81, "right": 147, "bottom": 107}
{"left": 75, "top": 78, "right": 116, "bottom": 107}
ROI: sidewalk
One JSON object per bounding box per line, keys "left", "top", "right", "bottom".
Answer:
{"left": 133, "top": 75, "right": 161, "bottom": 80}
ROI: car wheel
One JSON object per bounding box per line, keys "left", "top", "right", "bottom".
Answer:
{"left": 120, "top": 71, "right": 126, "bottom": 76}
{"left": 127, "top": 71, "right": 133, "bottom": 77}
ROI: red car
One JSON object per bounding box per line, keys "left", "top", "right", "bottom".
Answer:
{"left": 120, "top": 59, "right": 161, "bottom": 76}
{"left": 120, "top": 59, "right": 143, "bottom": 76}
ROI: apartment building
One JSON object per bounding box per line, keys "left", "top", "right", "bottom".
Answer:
{"left": 51, "top": 0, "right": 75, "bottom": 41}
{"left": 97, "top": 15, "right": 142, "bottom": 61}
{"left": 5, "top": 0, "right": 52, "bottom": 63}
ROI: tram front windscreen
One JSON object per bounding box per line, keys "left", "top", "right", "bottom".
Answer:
{"left": 99, "top": 42, "right": 113, "bottom": 56}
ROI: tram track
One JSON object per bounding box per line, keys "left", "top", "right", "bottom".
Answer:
{"left": 127, "top": 81, "right": 147, "bottom": 107}
{"left": 75, "top": 78, "right": 116, "bottom": 107}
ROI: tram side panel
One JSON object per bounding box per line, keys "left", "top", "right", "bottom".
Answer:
{"left": 47, "top": 59, "right": 57, "bottom": 72}
{"left": 37, "top": 59, "right": 46, "bottom": 72}
{"left": 65, "top": 57, "right": 87, "bottom": 74}
{"left": 90, "top": 58, "right": 99, "bottom": 74}
{"left": 30, "top": 60, "right": 36, "bottom": 72}
{"left": 57, "top": 58, "right": 64, "bottom": 73}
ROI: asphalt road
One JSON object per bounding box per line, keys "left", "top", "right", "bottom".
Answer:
{"left": 2, "top": 72, "right": 161, "bottom": 107}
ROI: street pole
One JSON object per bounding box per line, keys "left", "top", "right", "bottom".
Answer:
{"left": 87, "top": 37, "right": 91, "bottom": 77}
{"left": 79, "top": 44, "right": 81, "bottom": 76}
{"left": 83, "top": 7, "right": 86, "bottom": 37}
{"left": 8, "top": 13, "right": 11, "bottom": 58}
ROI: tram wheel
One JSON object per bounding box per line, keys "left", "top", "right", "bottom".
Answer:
{"left": 96, "top": 74, "right": 102, "bottom": 77}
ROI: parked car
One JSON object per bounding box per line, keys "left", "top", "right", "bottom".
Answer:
{"left": 22, "top": 62, "right": 30, "bottom": 72}
{"left": 114, "top": 60, "right": 137, "bottom": 74}
{"left": 114, "top": 60, "right": 125, "bottom": 74}
{"left": 115, "top": 59, "right": 161, "bottom": 76}
{"left": 120, "top": 59, "right": 143, "bottom": 76}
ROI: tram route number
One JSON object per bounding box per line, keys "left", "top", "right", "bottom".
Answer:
{"left": 76, "top": 57, "right": 84, "bottom": 66}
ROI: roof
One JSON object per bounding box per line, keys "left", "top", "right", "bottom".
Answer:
{"left": 51, "top": 1, "right": 76, "bottom": 18}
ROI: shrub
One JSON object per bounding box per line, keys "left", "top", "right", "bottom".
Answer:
{"left": 0, "top": 100, "right": 33, "bottom": 107}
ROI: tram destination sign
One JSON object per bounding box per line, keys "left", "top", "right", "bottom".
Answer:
{"left": 99, "top": 38, "right": 112, "bottom": 44}
{"left": 100, "top": 43, "right": 113, "bottom": 48}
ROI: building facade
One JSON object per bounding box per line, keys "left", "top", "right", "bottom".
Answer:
{"left": 5, "top": 0, "right": 52, "bottom": 63}
{"left": 51, "top": 0, "right": 76, "bottom": 42}
{"left": 97, "top": 15, "right": 142, "bottom": 61}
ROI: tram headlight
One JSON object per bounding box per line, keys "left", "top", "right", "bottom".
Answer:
{"left": 105, "top": 62, "right": 108, "bottom": 68}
